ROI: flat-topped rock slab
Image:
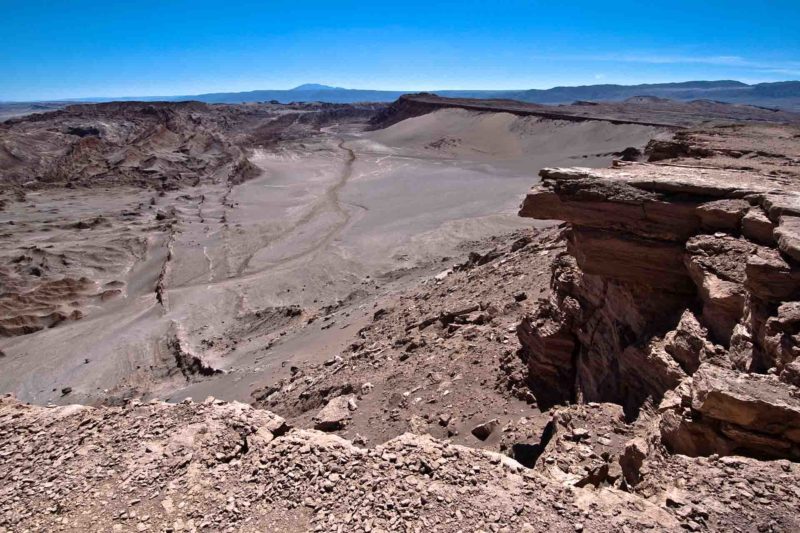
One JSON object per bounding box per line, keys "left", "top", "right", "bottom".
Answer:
{"left": 539, "top": 162, "right": 797, "bottom": 198}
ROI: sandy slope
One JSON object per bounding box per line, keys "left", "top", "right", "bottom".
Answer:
{"left": 0, "top": 108, "right": 664, "bottom": 405}
{"left": 365, "top": 108, "right": 665, "bottom": 161}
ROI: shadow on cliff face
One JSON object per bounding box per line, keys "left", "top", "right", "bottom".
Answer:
{"left": 516, "top": 247, "right": 699, "bottom": 422}
{"left": 515, "top": 127, "right": 800, "bottom": 461}
{"left": 510, "top": 419, "right": 556, "bottom": 468}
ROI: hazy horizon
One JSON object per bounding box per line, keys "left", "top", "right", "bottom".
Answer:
{"left": 7, "top": 79, "right": 800, "bottom": 104}
{"left": 3, "top": 0, "right": 800, "bottom": 101}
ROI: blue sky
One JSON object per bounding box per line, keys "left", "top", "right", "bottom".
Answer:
{"left": 1, "top": 0, "right": 799, "bottom": 100}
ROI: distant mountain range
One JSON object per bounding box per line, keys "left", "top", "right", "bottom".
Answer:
{"left": 5, "top": 80, "right": 800, "bottom": 112}
{"left": 507, "top": 80, "right": 800, "bottom": 109}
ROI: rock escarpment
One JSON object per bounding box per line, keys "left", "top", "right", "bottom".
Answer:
{"left": 0, "top": 100, "right": 381, "bottom": 194}
{"left": 519, "top": 159, "right": 800, "bottom": 460}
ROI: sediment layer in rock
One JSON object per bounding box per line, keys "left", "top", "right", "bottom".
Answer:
{"left": 519, "top": 139, "right": 800, "bottom": 459}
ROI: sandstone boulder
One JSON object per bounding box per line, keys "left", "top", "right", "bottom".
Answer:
{"left": 619, "top": 437, "right": 650, "bottom": 486}
{"left": 471, "top": 418, "right": 500, "bottom": 441}
{"left": 313, "top": 396, "right": 354, "bottom": 431}
{"left": 742, "top": 207, "right": 775, "bottom": 245}
{"left": 662, "top": 364, "right": 800, "bottom": 460}
{"left": 762, "top": 301, "right": 800, "bottom": 372}
{"left": 744, "top": 246, "right": 800, "bottom": 301}
{"left": 781, "top": 359, "right": 800, "bottom": 387}
{"left": 695, "top": 199, "right": 750, "bottom": 232}
{"left": 684, "top": 235, "right": 752, "bottom": 343}
{"left": 663, "top": 310, "right": 714, "bottom": 374}
{"left": 776, "top": 215, "right": 800, "bottom": 263}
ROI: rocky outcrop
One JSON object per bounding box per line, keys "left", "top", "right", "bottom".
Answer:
{"left": 5, "top": 393, "right": 796, "bottom": 533}
{"left": 313, "top": 395, "right": 356, "bottom": 431}
{"left": 660, "top": 365, "right": 800, "bottom": 459}
{"left": 166, "top": 323, "right": 222, "bottom": 380}
{"left": 663, "top": 310, "right": 717, "bottom": 374}
{"left": 519, "top": 160, "right": 800, "bottom": 458}
{"left": 0, "top": 100, "right": 381, "bottom": 193}
{"left": 0, "top": 394, "right": 693, "bottom": 532}
{"left": 532, "top": 402, "right": 641, "bottom": 488}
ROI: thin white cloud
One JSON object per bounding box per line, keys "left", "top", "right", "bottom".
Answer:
{"left": 551, "top": 53, "right": 800, "bottom": 77}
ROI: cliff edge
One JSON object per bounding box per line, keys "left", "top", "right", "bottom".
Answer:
{"left": 519, "top": 123, "right": 800, "bottom": 462}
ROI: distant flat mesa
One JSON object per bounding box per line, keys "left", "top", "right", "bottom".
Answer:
{"left": 372, "top": 94, "right": 800, "bottom": 130}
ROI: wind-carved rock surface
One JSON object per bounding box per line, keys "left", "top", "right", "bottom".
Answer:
{"left": 518, "top": 130, "right": 800, "bottom": 461}
{"left": 0, "top": 101, "right": 260, "bottom": 192}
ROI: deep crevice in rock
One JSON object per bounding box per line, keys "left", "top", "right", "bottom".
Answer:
{"left": 518, "top": 160, "right": 800, "bottom": 461}
{"left": 511, "top": 419, "right": 556, "bottom": 468}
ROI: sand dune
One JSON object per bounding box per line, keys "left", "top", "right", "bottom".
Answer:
{"left": 364, "top": 108, "right": 665, "bottom": 160}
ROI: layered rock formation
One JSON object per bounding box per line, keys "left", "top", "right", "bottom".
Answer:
{"left": 519, "top": 156, "right": 800, "bottom": 460}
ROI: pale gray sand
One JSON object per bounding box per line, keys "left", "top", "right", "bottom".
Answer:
{"left": 0, "top": 109, "right": 664, "bottom": 405}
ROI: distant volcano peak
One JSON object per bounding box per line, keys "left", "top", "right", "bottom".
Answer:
{"left": 290, "top": 83, "right": 343, "bottom": 91}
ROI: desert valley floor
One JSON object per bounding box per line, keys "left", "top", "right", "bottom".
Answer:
{"left": 2, "top": 95, "right": 800, "bottom": 532}
{"left": 0, "top": 98, "right": 665, "bottom": 406}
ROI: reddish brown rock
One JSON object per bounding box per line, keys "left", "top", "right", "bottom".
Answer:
{"left": 776, "top": 215, "right": 800, "bottom": 263}
{"left": 519, "top": 161, "right": 800, "bottom": 461}
{"left": 313, "top": 395, "right": 354, "bottom": 431}
{"left": 535, "top": 403, "right": 631, "bottom": 487}
{"left": 619, "top": 437, "right": 650, "bottom": 486}
{"left": 521, "top": 168, "right": 700, "bottom": 242}
{"left": 471, "top": 418, "right": 500, "bottom": 441}
{"left": 695, "top": 199, "right": 750, "bottom": 232}
{"left": 763, "top": 192, "right": 800, "bottom": 221}
{"left": 782, "top": 359, "right": 800, "bottom": 386}
{"left": 663, "top": 310, "right": 714, "bottom": 374}
{"left": 742, "top": 207, "right": 776, "bottom": 245}
{"left": 569, "top": 227, "right": 694, "bottom": 291}
{"left": 744, "top": 246, "right": 800, "bottom": 301}
{"left": 517, "top": 308, "right": 577, "bottom": 409}
{"left": 684, "top": 235, "right": 752, "bottom": 343}
{"left": 517, "top": 249, "right": 687, "bottom": 416}
{"left": 661, "top": 365, "right": 800, "bottom": 460}
{"left": 660, "top": 407, "right": 731, "bottom": 457}
{"left": 762, "top": 302, "right": 800, "bottom": 371}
